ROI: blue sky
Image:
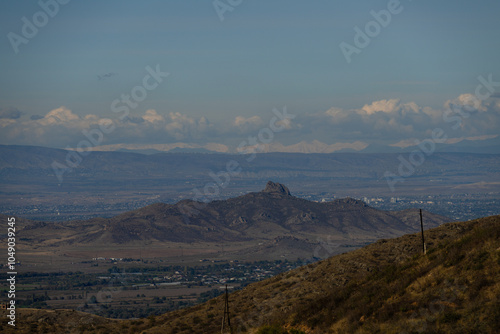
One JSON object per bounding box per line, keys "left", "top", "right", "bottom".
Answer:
{"left": 1, "top": 0, "right": 499, "bottom": 151}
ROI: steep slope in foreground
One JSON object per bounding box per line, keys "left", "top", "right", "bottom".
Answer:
{"left": 4, "top": 215, "right": 499, "bottom": 333}
{"left": 145, "top": 215, "right": 500, "bottom": 334}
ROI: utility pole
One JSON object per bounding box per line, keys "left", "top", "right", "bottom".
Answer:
{"left": 221, "top": 285, "right": 232, "bottom": 334}
{"left": 420, "top": 209, "right": 426, "bottom": 255}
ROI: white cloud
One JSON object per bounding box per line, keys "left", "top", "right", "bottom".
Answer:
{"left": 84, "top": 114, "right": 100, "bottom": 121}
{"left": 361, "top": 99, "right": 400, "bottom": 114}
{"left": 233, "top": 115, "right": 263, "bottom": 127}
{"left": 444, "top": 93, "right": 488, "bottom": 113}
{"left": 165, "top": 112, "right": 194, "bottom": 132}
{"left": 164, "top": 112, "right": 212, "bottom": 140}
{"left": 276, "top": 117, "right": 293, "bottom": 130}
{"left": 142, "top": 109, "right": 164, "bottom": 123}
{"left": 324, "top": 107, "right": 344, "bottom": 117}
{"left": 297, "top": 94, "right": 499, "bottom": 145}
{"left": 360, "top": 99, "right": 420, "bottom": 116}
{"left": 311, "top": 99, "right": 428, "bottom": 141}
{"left": 495, "top": 100, "right": 500, "bottom": 111}
{"left": 1, "top": 93, "right": 499, "bottom": 151}
{"left": 37, "top": 106, "right": 80, "bottom": 126}
{"left": 197, "top": 116, "right": 210, "bottom": 131}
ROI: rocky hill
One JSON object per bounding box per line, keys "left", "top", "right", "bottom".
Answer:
{"left": 15, "top": 182, "right": 449, "bottom": 248}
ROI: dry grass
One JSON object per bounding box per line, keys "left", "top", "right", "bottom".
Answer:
{"left": 2, "top": 215, "right": 499, "bottom": 333}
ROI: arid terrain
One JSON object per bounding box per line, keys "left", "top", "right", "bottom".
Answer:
{"left": 3, "top": 182, "right": 450, "bottom": 269}
{"left": 0, "top": 181, "right": 451, "bottom": 321}
{"left": 1, "top": 214, "right": 498, "bottom": 333}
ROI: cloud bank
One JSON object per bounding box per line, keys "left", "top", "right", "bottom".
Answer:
{"left": 1, "top": 93, "right": 499, "bottom": 151}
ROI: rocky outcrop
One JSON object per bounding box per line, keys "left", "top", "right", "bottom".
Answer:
{"left": 262, "top": 181, "right": 291, "bottom": 196}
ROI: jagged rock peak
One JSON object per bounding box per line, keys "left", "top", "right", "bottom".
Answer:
{"left": 262, "top": 181, "right": 291, "bottom": 196}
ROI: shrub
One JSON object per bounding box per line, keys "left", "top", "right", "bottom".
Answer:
{"left": 256, "top": 325, "right": 288, "bottom": 334}
{"left": 289, "top": 330, "right": 306, "bottom": 334}
{"left": 440, "top": 311, "right": 461, "bottom": 323}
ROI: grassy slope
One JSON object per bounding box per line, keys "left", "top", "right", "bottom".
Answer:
{"left": 2, "top": 215, "right": 499, "bottom": 333}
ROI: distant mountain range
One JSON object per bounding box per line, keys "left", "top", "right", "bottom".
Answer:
{"left": 68, "top": 136, "right": 500, "bottom": 154}
{"left": 75, "top": 142, "right": 230, "bottom": 154}
{"left": 1, "top": 145, "right": 499, "bottom": 222}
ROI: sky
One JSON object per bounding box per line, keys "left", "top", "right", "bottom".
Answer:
{"left": 0, "top": 0, "right": 499, "bottom": 152}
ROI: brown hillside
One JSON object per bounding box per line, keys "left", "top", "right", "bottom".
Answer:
{"left": 4, "top": 214, "right": 498, "bottom": 333}
{"left": 140, "top": 215, "right": 500, "bottom": 333}
{"left": 14, "top": 182, "right": 450, "bottom": 247}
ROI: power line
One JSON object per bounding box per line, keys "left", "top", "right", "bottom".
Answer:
{"left": 420, "top": 209, "right": 426, "bottom": 255}
{"left": 221, "top": 284, "right": 232, "bottom": 333}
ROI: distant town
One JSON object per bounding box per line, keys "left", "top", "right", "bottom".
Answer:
{"left": 0, "top": 259, "right": 307, "bottom": 319}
